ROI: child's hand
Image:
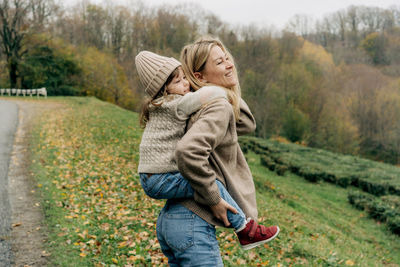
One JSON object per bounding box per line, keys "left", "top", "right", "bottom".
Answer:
{"left": 210, "top": 199, "right": 238, "bottom": 227}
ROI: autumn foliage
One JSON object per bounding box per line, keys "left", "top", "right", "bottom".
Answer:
{"left": 1, "top": 1, "right": 400, "bottom": 162}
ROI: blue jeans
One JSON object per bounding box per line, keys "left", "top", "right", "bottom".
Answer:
{"left": 156, "top": 201, "right": 223, "bottom": 266}
{"left": 140, "top": 172, "right": 246, "bottom": 230}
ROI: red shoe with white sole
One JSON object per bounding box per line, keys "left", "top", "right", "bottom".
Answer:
{"left": 236, "top": 219, "right": 279, "bottom": 250}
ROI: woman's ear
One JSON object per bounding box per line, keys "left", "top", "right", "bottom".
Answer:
{"left": 194, "top": 72, "right": 207, "bottom": 82}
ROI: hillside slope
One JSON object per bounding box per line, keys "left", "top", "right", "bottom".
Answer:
{"left": 27, "top": 97, "right": 399, "bottom": 266}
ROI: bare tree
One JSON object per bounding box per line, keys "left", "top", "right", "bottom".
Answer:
{"left": 29, "top": 0, "right": 57, "bottom": 30}
{"left": 286, "top": 14, "right": 314, "bottom": 38}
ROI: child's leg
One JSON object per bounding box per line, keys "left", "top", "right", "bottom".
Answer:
{"left": 140, "top": 172, "right": 194, "bottom": 199}
{"left": 140, "top": 173, "right": 246, "bottom": 230}
{"left": 215, "top": 180, "right": 247, "bottom": 231}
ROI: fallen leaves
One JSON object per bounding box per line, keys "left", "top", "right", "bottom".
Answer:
{"left": 31, "top": 98, "right": 366, "bottom": 267}
{"left": 32, "top": 100, "right": 166, "bottom": 266}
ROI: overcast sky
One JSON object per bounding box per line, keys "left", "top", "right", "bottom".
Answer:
{"left": 64, "top": 0, "right": 400, "bottom": 29}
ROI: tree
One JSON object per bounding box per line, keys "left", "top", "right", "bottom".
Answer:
{"left": 281, "top": 105, "right": 310, "bottom": 142}
{"left": 29, "top": 0, "right": 57, "bottom": 30}
{"left": 19, "top": 34, "right": 80, "bottom": 95}
{"left": 84, "top": 4, "right": 106, "bottom": 49}
{"left": 286, "top": 14, "right": 314, "bottom": 38}
{"left": 77, "top": 46, "right": 136, "bottom": 109}
{"left": 0, "top": 0, "right": 30, "bottom": 87}
{"left": 343, "top": 64, "right": 390, "bottom": 159}
{"left": 361, "top": 32, "right": 388, "bottom": 65}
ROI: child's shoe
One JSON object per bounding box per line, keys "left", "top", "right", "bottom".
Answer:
{"left": 236, "top": 219, "right": 279, "bottom": 250}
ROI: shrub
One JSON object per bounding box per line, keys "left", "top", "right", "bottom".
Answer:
{"left": 336, "top": 176, "right": 351, "bottom": 188}
{"left": 381, "top": 195, "right": 400, "bottom": 209}
{"left": 387, "top": 216, "right": 400, "bottom": 235}
{"left": 239, "top": 136, "right": 400, "bottom": 197}
{"left": 260, "top": 155, "right": 276, "bottom": 171}
{"left": 369, "top": 200, "right": 388, "bottom": 221}
{"left": 276, "top": 165, "right": 288, "bottom": 176}
{"left": 348, "top": 191, "right": 400, "bottom": 235}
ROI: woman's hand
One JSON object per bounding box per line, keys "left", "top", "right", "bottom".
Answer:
{"left": 210, "top": 199, "right": 238, "bottom": 227}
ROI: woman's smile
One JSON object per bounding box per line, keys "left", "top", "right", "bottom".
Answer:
{"left": 201, "top": 45, "right": 238, "bottom": 88}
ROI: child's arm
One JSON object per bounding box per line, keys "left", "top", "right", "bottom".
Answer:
{"left": 175, "top": 86, "right": 227, "bottom": 120}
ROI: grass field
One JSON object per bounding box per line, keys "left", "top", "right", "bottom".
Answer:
{"left": 26, "top": 97, "right": 400, "bottom": 266}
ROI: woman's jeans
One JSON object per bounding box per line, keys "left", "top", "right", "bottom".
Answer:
{"left": 156, "top": 201, "right": 223, "bottom": 266}
{"left": 140, "top": 172, "right": 246, "bottom": 230}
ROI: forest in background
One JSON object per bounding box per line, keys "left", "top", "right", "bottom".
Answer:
{"left": 1, "top": 0, "right": 400, "bottom": 164}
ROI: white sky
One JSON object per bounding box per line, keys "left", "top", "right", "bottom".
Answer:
{"left": 64, "top": 0, "right": 400, "bottom": 29}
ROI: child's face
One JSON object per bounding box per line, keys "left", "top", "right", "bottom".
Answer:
{"left": 166, "top": 67, "right": 190, "bottom": 95}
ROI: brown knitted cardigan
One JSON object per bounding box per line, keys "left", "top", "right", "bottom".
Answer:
{"left": 175, "top": 98, "right": 258, "bottom": 227}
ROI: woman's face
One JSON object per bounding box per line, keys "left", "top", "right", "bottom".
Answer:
{"left": 200, "top": 45, "right": 237, "bottom": 88}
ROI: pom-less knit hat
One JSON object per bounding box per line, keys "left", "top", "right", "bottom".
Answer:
{"left": 135, "top": 51, "right": 181, "bottom": 98}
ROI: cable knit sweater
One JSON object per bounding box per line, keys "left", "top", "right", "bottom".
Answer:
{"left": 175, "top": 98, "right": 258, "bottom": 227}
{"left": 138, "top": 86, "right": 227, "bottom": 173}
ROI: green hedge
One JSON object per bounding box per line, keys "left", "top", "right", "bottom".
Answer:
{"left": 348, "top": 191, "right": 400, "bottom": 235}
{"left": 240, "top": 136, "right": 400, "bottom": 236}
{"left": 239, "top": 136, "right": 400, "bottom": 197}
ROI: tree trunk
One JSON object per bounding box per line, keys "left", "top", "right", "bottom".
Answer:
{"left": 9, "top": 57, "right": 18, "bottom": 88}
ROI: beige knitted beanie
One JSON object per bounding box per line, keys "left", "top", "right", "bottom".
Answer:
{"left": 135, "top": 51, "right": 181, "bottom": 98}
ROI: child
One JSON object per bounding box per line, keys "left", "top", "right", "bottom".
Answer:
{"left": 135, "top": 51, "right": 279, "bottom": 250}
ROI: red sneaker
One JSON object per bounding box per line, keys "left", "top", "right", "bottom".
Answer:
{"left": 236, "top": 219, "right": 279, "bottom": 250}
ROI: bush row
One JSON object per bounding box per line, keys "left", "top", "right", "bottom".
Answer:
{"left": 348, "top": 191, "right": 400, "bottom": 236}
{"left": 239, "top": 137, "right": 400, "bottom": 197}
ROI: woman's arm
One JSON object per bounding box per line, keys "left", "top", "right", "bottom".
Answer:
{"left": 236, "top": 98, "right": 256, "bottom": 135}
{"left": 175, "top": 98, "right": 231, "bottom": 206}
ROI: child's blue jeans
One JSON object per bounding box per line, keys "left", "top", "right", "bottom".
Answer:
{"left": 140, "top": 172, "right": 246, "bottom": 230}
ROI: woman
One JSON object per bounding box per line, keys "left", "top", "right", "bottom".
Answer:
{"left": 155, "top": 36, "right": 279, "bottom": 266}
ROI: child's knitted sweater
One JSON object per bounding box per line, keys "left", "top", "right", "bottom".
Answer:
{"left": 138, "top": 86, "right": 227, "bottom": 173}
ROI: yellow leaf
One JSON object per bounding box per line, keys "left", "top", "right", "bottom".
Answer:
{"left": 118, "top": 241, "right": 127, "bottom": 248}
{"left": 248, "top": 251, "right": 257, "bottom": 260}
{"left": 345, "top": 260, "right": 355, "bottom": 266}
{"left": 236, "top": 258, "right": 246, "bottom": 265}
{"left": 80, "top": 253, "right": 86, "bottom": 257}
{"left": 112, "top": 258, "right": 118, "bottom": 264}
{"left": 223, "top": 243, "right": 233, "bottom": 249}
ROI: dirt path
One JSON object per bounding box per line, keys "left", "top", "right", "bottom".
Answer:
{"left": 5, "top": 99, "right": 53, "bottom": 267}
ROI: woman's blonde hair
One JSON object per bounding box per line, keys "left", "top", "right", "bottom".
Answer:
{"left": 180, "top": 36, "right": 241, "bottom": 121}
